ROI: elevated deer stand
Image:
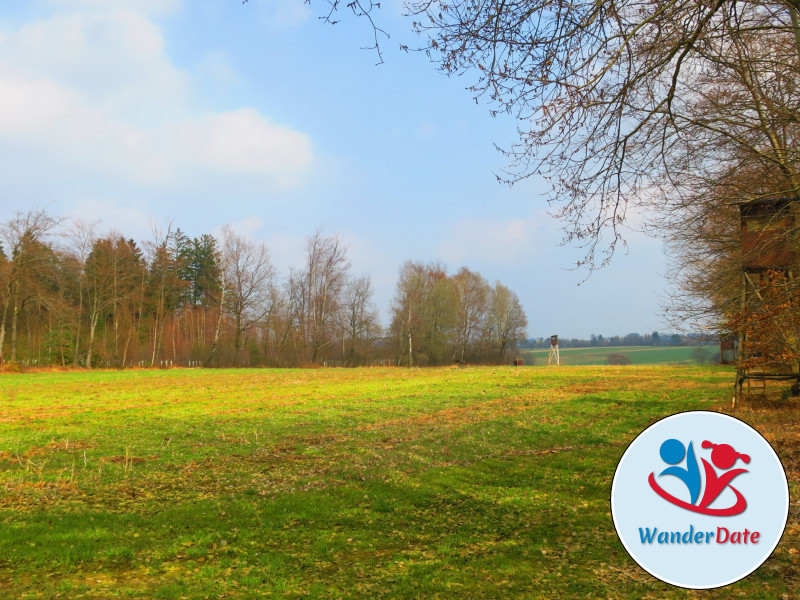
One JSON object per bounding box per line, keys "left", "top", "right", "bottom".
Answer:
{"left": 548, "top": 335, "right": 560, "bottom": 366}
{"left": 734, "top": 198, "right": 800, "bottom": 407}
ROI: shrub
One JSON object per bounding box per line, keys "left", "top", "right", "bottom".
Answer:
{"left": 606, "top": 353, "right": 632, "bottom": 366}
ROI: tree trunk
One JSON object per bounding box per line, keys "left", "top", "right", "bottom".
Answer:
{"left": 234, "top": 313, "right": 242, "bottom": 366}
{"left": 10, "top": 283, "right": 19, "bottom": 362}
{"left": 112, "top": 262, "right": 119, "bottom": 366}
{"left": 206, "top": 307, "right": 224, "bottom": 367}
{"left": 150, "top": 309, "right": 161, "bottom": 367}
{"left": 0, "top": 289, "right": 10, "bottom": 365}
{"left": 73, "top": 280, "right": 83, "bottom": 367}
{"left": 205, "top": 265, "right": 226, "bottom": 367}
{"left": 86, "top": 312, "right": 98, "bottom": 369}
{"left": 121, "top": 325, "right": 132, "bottom": 368}
{"left": 172, "top": 318, "right": 177, "bottom": 363}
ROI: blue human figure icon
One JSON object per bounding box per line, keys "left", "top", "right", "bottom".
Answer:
{"left": 658, "top": 439, "right": 701, "bottom": 505}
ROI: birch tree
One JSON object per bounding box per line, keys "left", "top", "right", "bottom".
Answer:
{"left": 301, "top": 231, "right": 350, "bottom": 364}
{"left": 341, "top": 274, "right": 381, "bottom": 365}
{"left": 390, "top": 261, "right": 429, "bottom": 367}
{"left": 452, "top": 267, "right": 490, "bottom": 362}
{"left": 64, "top": 220, "right": 97, "bottom": 366}
{"left": 145, "top": 224, "right": 187, "bottom": 367}
{"left": 220, "top": 227, "right": 275, "bottom": 365}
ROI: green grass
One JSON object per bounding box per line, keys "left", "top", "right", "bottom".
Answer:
{"left": 520, "top": 345, "right": 714, "bottom": 366}
{"left": 0, "top": 366, "right": 796, "bottom": 599}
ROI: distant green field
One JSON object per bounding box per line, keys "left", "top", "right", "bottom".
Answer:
{"left": 520, "top": 345, "right": 716, "bottom": 366}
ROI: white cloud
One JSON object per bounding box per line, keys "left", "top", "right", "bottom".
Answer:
{"left": 175, "top": 109, "right": 312, "bottom": 176}
{"left": 69, "top": 197, "right": 154, "bottom": 241}
{"left": 194, "top": 50, "right": 239, "bottom": 89}
{"left": 253, "top": 0, "right": 313, "bottom": 29}
{"left": 336, "top": 230, "right": 393, "bottom": 278}
{"left": 436, "top": 217, "right": 539, "bottom": 266}
{"left": 0, "top": 4, "right": 314, "bottom": 188}
{"left": 1, "top": 9, "right": 188, "bottom": 124}
{"left": 224, "top": 216, "right": 264, "bottom": 239}
{"left": 44, "top": 0, "right": 182, "bottom": 18}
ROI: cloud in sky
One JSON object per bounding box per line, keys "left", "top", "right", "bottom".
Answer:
{"left": 436, "top": 217, "right": 540, "bottom": 268}
{"left": 223, "top": 216, "right": 264, "bottom": 239}
{"left": 256, "top": 0, "right": 313, "bottom": 29}
{"left": 44, "top": 0, "right": 182, "bottom": 17}
{"left": 193, "top": 50, "right": 239, "bottom": 89}
{"left": 69, "top": 197, "right": 152, "bottom": 233}
{"left": 0, "top": 0, "right": 671, "bottom": 338}
{"left": 0, "top": 3, "right": 313, "bottom": 187}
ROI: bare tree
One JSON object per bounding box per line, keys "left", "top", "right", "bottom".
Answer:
{"left": 64, "top": 220, "right": 98, "bottom": 366}
{"left": 420, "top": 265, "right": 457, "bottom": 365}
{"left": 660, "top": 26, "right": 800, "bottom": 355}
{"left": 297, "top": 1, "right": 800, "bottom": 267}
{"left": 205, "top": 242, "right": 227, "bottom": 368}
{"left": 452, "top": 267, "right": 490, "bottom": 362}
{"left": 82, "top": 234, "right": 144, "bottom": 368}
{"left": 301, "top": 231, "right": 351, "bottom": 364}
{"left": 144, "top": 222, "right": 188, "bottom": 367}
{"left": 83, "top": 237, "right": 115, "bottom": 369}
{"left": 391, "top": 261, "right": 430, "bottom": 367}
{"left": 420, "top": 2, "right": 800, "bottom": 263}
{"left": 39, "top": 247, "right": 81, "bottom": 366}
{"left": 0, "top": 210, "right": 60, "bottom": 364}
{"left": 256, "top": 281, "right": 290, "bottom": 366}
{"left": 220, "top": 227, "right": 276, "bottom": 366}
{"left": 283, "top": 268, "right": 308, "bottom": 365}
{"left": 390, "top": 261, "right": 458, "bottom": 366}
{"left": 487, "top": 283, "right": 528, "bottom": 361}
{"left": 0, "top": 209, "right": 537, "bottom": 369}
{"left": 341, "top": 274, "right": 381, "bottom": 365}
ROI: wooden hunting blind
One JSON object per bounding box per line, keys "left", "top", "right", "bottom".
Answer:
{"left": 548, "top": 335, "right": 560, "bottom": 366}
{"left": 735, "top": 197, "right": 800, "bottom": 404}
{"left": 720, "top": 337, "right": 735, "bottom": 365}
{"left": 739, "top": 198, "right": 796, "bottom": 269}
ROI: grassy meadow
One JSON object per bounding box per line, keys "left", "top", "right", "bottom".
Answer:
{"left": 520, "top": 345, "right": 714, "bottom": 366}
{"left": 0, "top": 366, "right": 797, "bottom": 599}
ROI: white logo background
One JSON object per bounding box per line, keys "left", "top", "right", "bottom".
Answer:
{"left": 611, "top": 411, "right": 789, "bottom": 589}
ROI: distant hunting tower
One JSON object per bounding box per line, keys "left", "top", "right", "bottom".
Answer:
{"left": 548, "top": 335, "right": 560, "bottom": 366}
{"left": 735, "top": 197, "right": 799, "bottom": 405}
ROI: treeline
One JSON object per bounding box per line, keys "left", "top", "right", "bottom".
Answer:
{"left": 392, "top": 261, "right": 527, "bottom": 366}
{"left": 0, "top": 210, "right": 528, "bottom": 368}
{"left": 523, "top": 332, "right": 685, "bottom": 349}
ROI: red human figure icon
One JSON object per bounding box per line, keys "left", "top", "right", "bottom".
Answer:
{"left": 698, "top": 441, "right": 750, "bottom": 511}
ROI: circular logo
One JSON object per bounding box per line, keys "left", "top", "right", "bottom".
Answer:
{"left": 611, "top": 411, "right": 789, "bottom": 589}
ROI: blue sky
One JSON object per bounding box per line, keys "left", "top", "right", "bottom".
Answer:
{"left": 0, "top": 0, "right": 670, "bottom": 338}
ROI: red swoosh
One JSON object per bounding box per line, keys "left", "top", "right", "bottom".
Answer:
{"left": 648, "top": 472, "right": 747, "bottom": 516}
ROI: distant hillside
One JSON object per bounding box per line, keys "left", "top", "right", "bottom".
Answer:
{"left": 518, "top": 345, "right": 718, "bottom": 366}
